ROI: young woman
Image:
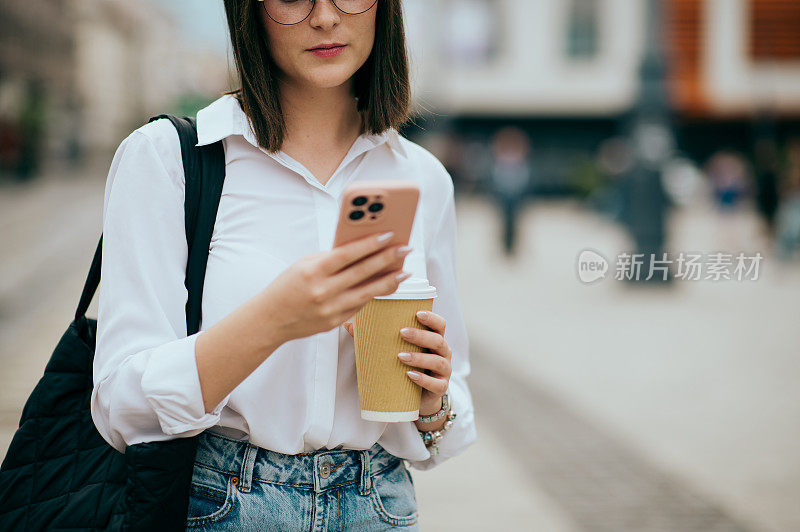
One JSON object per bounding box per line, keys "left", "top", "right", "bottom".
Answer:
{"left": 91, "top": 0, "right": 476, "bottom": 529}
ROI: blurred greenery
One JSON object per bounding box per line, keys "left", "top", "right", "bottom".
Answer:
{"left": 172, "top": 92, "right": 222, "bottom": 118}
{"left": 571, "top": 154, "right": 606, "bottom": 198}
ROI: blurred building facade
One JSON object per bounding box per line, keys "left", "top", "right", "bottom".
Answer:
{"left": 407, "top": 0, "right": 800, "bottom": 118}
{"left": 406, "top": 0, "right": 644, "bottom": 116}
{"left": 1, "top": 0, "right": 230, "bottom": 177}
{"left": 72, "top": 0, "right": 230, "bottom": 162}
{"left": 403, "top": 0, "right": 800, "bottom": 196}
{"left": 0, "top": 0, "right": 77, "bottom": 177}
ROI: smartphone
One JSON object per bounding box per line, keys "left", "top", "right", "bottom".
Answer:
{"left": 333, "top": 180, "right": 420, "bottom": 278}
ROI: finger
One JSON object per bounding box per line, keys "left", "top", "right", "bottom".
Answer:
{"left": 406, "top": 370, "right": 448, "bottom": 395}
{"left": 337, "top": 268, "right": 411, "bottom": 313}
{"left": 321, "top": 232, "right": 397, "bottom": 275}
{"left": 415, "top": 310, "right": 446, "bottom": 336}
{"left": 330, "top": 243, "right": 411, "bottom": 293}
{"left": 399, "top": 328, "right": 450, "bottom": 359}
{"left": 397, "top": 352, "right": 451, "bottom": 378}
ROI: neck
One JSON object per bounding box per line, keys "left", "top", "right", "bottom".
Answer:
{"left": 278, "top": 78, "right": 363, "bottom": 145}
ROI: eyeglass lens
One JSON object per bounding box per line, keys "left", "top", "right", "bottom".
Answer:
{"left": 263, "top": 0, "right": 378, "bottom": 25}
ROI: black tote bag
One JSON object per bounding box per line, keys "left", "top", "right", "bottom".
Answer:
{"left": 0, "top": 114, "right": 226, "bottom": 531}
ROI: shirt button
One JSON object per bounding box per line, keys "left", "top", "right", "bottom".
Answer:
{"left": 319, "top": 462, "right": 331, "bottom": 479}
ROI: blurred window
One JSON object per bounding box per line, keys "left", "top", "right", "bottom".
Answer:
{"left": 749, "top": 0, "right": 800, "bottom": 60}
{"left": 443, "top": 0, "right": 500, "bottom": 66}
{"left": 566, "top": 0, "right": 599, "bottom": 59}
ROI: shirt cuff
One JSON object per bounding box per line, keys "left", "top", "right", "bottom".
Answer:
{"left": 406, "top": 382, "right": 477, "bottom": 471}
{"left": 141, "top": 332, "right": 230, "bottom": 435}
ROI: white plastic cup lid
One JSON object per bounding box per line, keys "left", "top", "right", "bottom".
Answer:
{"left": 374, "top": 276, "right": 437, "bottom": 300}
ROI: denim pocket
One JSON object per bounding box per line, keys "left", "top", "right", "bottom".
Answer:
{"left": 185, "top": 465, "right": 237, "bottom": 527}
{"left": 369, "top": 461, "right": 419, "bottom": 527}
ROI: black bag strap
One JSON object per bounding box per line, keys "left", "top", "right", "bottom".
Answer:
{"left": 75, "top": 236, "right": 102, "bottom": 322}
{"left": 74, "top": 115, "right": 225, "bottom": 336}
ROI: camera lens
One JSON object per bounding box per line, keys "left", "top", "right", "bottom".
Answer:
{"left": 352, "top": 196, "right": 367, "bottom": 206}
{"left": 368, "top": 202, "right": 383, "bottom": 213}
{"left": 349, "top": 210, "right": 365, "bottom": 220}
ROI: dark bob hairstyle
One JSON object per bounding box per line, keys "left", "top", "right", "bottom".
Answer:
{"left": 222, "top": 0, "right": 412, "bottom": 153}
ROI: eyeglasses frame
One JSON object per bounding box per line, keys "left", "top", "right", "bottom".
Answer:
{"left": 257, "top": 0, "right": 379, "bottom": 26}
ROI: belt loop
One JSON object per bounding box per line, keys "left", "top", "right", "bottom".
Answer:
{"left": 238, "top": 443, "right": 257, "bottom": 492}
{"left": 359, "top": 449, "right": 371, "bottom": 496}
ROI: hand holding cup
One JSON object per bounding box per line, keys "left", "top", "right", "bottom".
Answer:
{"left": 344, "top": 310, "right": 451, "bottom": 416}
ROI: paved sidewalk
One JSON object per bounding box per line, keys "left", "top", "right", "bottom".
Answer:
{"left": 0, "top": 164, "right": 106, "bottom": 457}
{"left": 438, "top": 196, "right": 799, "bottom": 532}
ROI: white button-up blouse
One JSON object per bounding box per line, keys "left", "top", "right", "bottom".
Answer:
{"left": 90, "top": 94, "right": 476, "bottom": 470}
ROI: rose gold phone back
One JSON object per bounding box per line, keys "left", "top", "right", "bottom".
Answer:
{"left": 333, "top": 180, "right": 420, "bottom": 248}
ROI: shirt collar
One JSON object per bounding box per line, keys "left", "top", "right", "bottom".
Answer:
{"left": 196, "top": 93, "right": 408, "bottom": 159}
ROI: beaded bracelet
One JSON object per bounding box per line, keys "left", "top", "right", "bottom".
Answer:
{"left": 417, "top": 392, "right": 450, "bottom": 423}
{"left": 417, "top": 409, "right": 457, "bottom": 457}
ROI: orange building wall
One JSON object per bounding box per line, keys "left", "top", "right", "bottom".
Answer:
{"left": 665, "top": 0, "right": 800, "bottom": 117}
{"left": 749, "top": 0, "right": 800, "bottom": 60}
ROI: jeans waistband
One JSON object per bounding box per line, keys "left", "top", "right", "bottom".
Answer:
{"left": 194, "top": 430, "right": 403, "bottom": 495}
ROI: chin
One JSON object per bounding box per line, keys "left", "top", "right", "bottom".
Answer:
{"left": 306, "top": 68, "right": 358, "bottom": 89}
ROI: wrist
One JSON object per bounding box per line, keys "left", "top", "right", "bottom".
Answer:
{"left": 253, "top": 288, "right": 289, "bottom": 348}
{"left": 414, "top": 394, "right": 448, "bottom": 432}
{"left": 414, "top": 413, "right": 448, "bottom": 432}
{"left": 419, "top": 395, "right": 444, "bottom": 417}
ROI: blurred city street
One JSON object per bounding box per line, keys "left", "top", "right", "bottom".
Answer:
{"left": 3, "top": 0, "right": 800, "bottom": 529}
{"left": 1, "top": 167, "right": 798, "bottom": 531}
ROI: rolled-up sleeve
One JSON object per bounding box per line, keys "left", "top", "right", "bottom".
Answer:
{"left": 90, "top": 126, "right": 229, "bottom": 453}
{"left": 407, "top": 172, "right": 478, "bottom": 471}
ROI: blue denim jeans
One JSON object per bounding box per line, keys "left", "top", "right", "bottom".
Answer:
{"left": 185, "top": 431, "right": 420, "bottom": 530}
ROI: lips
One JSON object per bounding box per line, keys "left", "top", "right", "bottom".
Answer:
{"left": 308, "top": 43, "right": 346, "bottom": 51}
{"left": 309, "top": 45, "right": 346, "bottom": 58}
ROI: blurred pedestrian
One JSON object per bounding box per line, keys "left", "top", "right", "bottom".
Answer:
{"left": 617, "top": 156, "right": 671, "bottom": 283}
{"left": 488, "top": 126, "right": 532, "bottom": 256}
{"left": 0, "top": 115, "right": 21, "bottom": 178}
{"left": 775, "top": 139, "right": 800, "bottom": 260}
{"left": 16, "top": 79, "right": 46, "bottom": 181}
{"left": 704, "top": 150, "right": 753, "bottom": 251}
{"left": 755, "top": 158, "right": 780, "bottom": 237}
{"left": 705, "top": 150, "right": 751, "bottom": 212}
{"left": 590, "top": 137, "right": 635, "bottom": 221}
{"left": 755, "top": 138, "right": 780, "bottom": 240}
{"left": 753, "top": 116, "right": 781, "bottom": 239}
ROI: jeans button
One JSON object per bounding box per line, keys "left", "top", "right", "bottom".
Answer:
{"left": 319, "top": 462, "right": 331, "bottom": 479}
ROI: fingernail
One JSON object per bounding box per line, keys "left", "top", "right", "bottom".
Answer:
{"left": 407, "top": 370, "right": 420, "bottom": 380}
{"left": 400, "top": 327, "right": 411, "bottom": 335}
{"left": 396, "top": 245, "right": 413, "bottom": 257}
{"left": 396, "top": 272, "right": 411, "bottom": 282}
{"left": 398, "top": 352, "right": 411, "bottom": 361}
{"left": 377, "top": 231, "right": 394, "bottom": 242}
{"left": 416, "top": 311, "right": 428, "bottom": 319}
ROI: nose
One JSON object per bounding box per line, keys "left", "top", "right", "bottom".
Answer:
{"left": 308, "top": 0, "right": 341, "bottom": 29}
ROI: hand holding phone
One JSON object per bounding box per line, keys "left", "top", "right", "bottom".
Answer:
{"left": 333, "top": 180, "right": 420, "bottom": 283}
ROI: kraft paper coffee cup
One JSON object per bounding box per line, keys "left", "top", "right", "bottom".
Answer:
{"left": 353, "top": 277, "right": 437, "bottom": 422}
